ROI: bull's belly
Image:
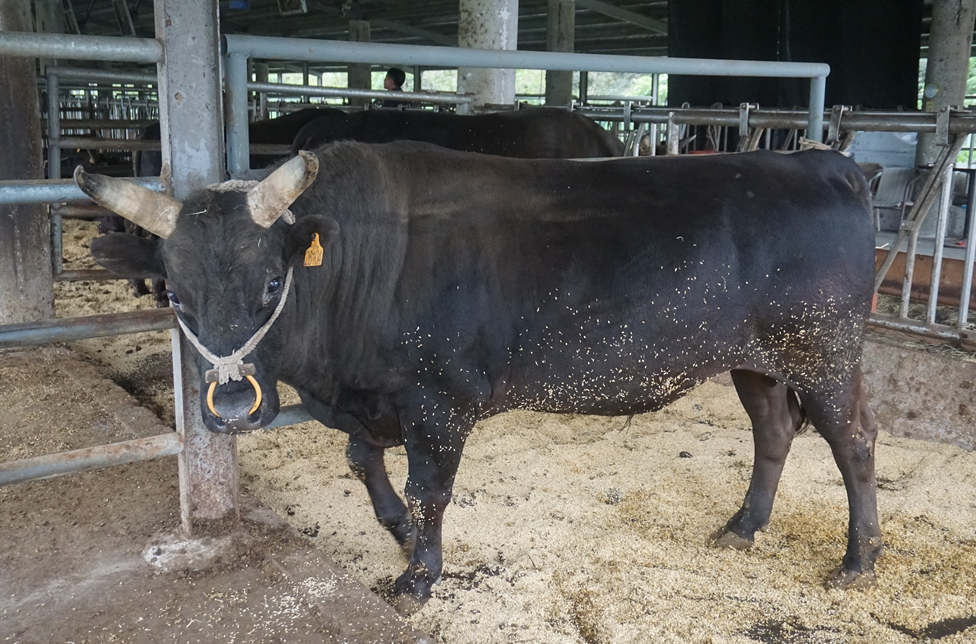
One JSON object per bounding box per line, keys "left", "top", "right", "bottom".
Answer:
{"left": 497, "top": 350, "right": 739, "bottom": 416}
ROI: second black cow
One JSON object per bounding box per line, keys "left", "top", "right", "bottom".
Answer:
{"left": 291, "top": 106, "right": 625, "bottom": 158}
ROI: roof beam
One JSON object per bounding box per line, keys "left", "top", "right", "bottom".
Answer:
{"left": 575, "top": 0, "right": 668, "bottom": 35}
{"left": 371, "top": 18, "right": 457, "bottom": 47}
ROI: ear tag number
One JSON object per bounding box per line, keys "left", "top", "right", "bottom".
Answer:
{"left": 304, "top": 233, "right": 324, "bottom": 267}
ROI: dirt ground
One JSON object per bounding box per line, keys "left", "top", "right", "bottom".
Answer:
{"left": 6, "top": 219, "right": 976, "bottom": 643}
{"left": 0, "top": 345, "right": 429, "bottom": 644}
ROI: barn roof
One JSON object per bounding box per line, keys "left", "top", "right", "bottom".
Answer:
{"left": 66, "top": 0, "right": 947, "bottom": 73}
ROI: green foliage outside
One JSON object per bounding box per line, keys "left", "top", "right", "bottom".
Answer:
{"left": 283, "top": 68, "right": 668, "bottom": 107}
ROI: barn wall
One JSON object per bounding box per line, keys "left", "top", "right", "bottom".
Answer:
{"left": 668, "top": 0, "right": 924, "bottom": 109}
{"left": 863, "top": 337, "right": 976, "bottom": 452}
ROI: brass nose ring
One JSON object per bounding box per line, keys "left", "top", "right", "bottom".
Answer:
{"left": 206, "top": 375, "right": 263, "bottom": 418}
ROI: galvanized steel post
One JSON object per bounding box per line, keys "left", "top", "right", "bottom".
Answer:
{"left": 807, "top": 74, "right": 827, "bottom": 143}
{"left": 46, "top": 72, "right": 60, "bottom": 179}
{"left": 224, "top": 52, "right": 250, "bottom": 179}
{"left": 155, "top": 0, "right": 238, "bottom": 532}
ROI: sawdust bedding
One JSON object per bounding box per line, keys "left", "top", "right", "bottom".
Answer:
{"left": 53, "top": 219, "right": 976, "bottom": 643}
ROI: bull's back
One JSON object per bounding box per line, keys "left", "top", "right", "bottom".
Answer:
{"left": 378, "top": 147, "right": 874, "bottom": 414}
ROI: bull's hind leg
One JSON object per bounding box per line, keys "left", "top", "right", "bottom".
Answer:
{"left": 345, "top": 436, "right": 416, "bottom": 556}
{"left": 801, "top": 373, "right": 881, "bottom": 588}
{"left": 713, "top": 369, "right": 802, "bottom": 549}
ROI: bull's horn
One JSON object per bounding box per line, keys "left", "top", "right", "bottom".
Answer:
{"left": 247, "top": 150, "right": 319, "bottom": 228}
{"left": 73, "top": 166, "right": 182, "bottom": 239}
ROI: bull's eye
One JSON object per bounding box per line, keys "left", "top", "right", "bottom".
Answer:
{"left": 264, "top": 277, "right": 283, "bottom": 305}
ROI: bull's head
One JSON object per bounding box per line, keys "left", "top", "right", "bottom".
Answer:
{"left": 75, "top": 152, "right": 338, "bottom": 433}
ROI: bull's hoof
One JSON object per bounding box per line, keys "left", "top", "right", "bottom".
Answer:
{"left": 391, "top": 592, "right": 427, "bottom": 616}
{"left": 825, "top": 565, "right": 877, "bottom": 590}
{"left": 711, "top": 528, "right": 754, "bottom": 550}
{"left": 389, "top": 570, "right": 434, "bottom": 615}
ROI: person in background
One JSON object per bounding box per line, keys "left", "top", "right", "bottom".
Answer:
{"left": 381, "top": 67, "right": 410, "bottom": 108}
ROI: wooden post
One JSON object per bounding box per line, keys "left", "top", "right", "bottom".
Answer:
{"left": 0, "top": 0, "right": 55, "bottom": 325}
{"left": 545, "top": 0, "right": 575, "bottom": 106}
{"left": 348, "top": 19, "right": 372, "bottom": 108}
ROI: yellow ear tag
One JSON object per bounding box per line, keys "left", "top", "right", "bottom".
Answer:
{"left": 304, "top": 233, "right": 324, "bottom": 267}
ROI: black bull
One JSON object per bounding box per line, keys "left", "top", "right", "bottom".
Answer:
{"left": 77, "top": 143, "right": 881, "bottom": 613}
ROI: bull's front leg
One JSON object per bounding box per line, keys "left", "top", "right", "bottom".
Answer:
{"left": 391, "top": 394, "right": 474, "bottom": 614}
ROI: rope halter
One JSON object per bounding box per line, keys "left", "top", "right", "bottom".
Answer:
{"left": 176, "top": 266, "right": 294, "bottom": 418}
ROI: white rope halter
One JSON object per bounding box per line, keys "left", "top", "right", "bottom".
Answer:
{"left": 176, "top": 266, "right": 295, "bottom": 385}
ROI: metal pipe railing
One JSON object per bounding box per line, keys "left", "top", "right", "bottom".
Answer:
{"left": 247, "top": 80, "right": 473, "bottom": 105}
{"left": 223, "top": 34, "right": 829, "bottom": 142}
{"left": 959, "top": 183, "right": 976, "bottom": 326}
{"left": 0, "top": 433, "right": 181, "bottom": 487}
{"left": 0, "top": 401, "right": 312, "bottom": 487}
{"left": 0, "top": 32, "right": 162, "bottom": 64}
{"left": 0, "top": 309, "right": 176, "bottom": 350}
{"left": 870, "top": 313, "right": 974, "bottom": 346}
{"left": 0, "top": 177, "right": 164, "bottom": 205}
{"left": 44, "top": 119, "right": 158, "bottom": 129}
{"left": 926, "top": 170, "right": 954, "bottom": 323}
{"left": 576, "top": 105, "right": 976, "bottom": 134}
{"left": 56, "top": 136, "right": 161, "bottom": 151}
{"left": 52, "top": 204, "right": 114, "bottom": 219}
{"left": 47, "top": 73, "right": 62, "bottom": 180}
{"left": 46, "top": 67, "right": 156, "bottom": 84}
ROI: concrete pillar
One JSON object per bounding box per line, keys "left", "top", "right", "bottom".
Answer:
{"left": 33, "top": 0, "right": 64, "bottom": 74}
{"left": 348, "top": 19, "right": 372, "bottom": 107}
{"left": 545, "top": 0, "right": 574, "bottom": 106}
{"left": 917, "top": 0, "right": 976, "bottom": 165}
{"left": 155, "top": 0, "right": 237, "bottom": 533}
{"left": 0, "top": 0, "right": 55, "bottom": 325}
{"left": 458, "top": 0, "right": 519, "bottom": 107}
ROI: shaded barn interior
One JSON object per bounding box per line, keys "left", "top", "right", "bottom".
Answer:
{"left": 667, "top": 0, "right": 925, "bottom": 109}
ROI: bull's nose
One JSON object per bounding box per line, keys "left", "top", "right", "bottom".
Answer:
{"left": 211, "top": 414, "right": 263, "bottom": 434}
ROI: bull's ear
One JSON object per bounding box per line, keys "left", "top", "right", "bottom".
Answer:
{"left": 90, "top": 233, "right": 166, "bottom": 280}
{"left": 284, "top": 215, "right": 339, "bottom": 265}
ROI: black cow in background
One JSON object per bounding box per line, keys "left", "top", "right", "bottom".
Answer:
{"left": 291, "top": 106, "right": 624, "bottom": 158}
{"left": 134, "top": 106, "right": 343, "bottom": 177}
{"left": 77, "top": 143, "right": 881, "bottom": 614}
